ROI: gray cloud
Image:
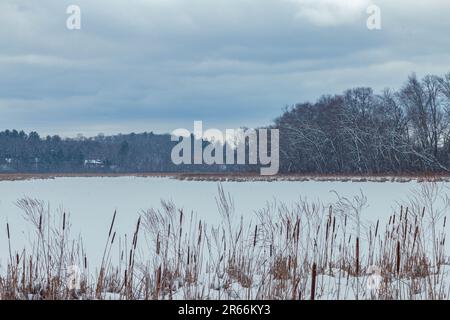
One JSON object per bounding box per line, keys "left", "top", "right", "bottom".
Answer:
{"left": 1, "top": 0, "right": 450, "bottom": 136}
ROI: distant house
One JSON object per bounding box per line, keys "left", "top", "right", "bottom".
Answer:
{"left": 84, "top": 159, "right": 104, "bottom": 168}
{"left": 1, "top": 158, "right": 14, "bottom": 172}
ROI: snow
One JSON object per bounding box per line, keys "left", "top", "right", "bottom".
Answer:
{"left": 0, "top": 176, "right": 449, "bottom": 299}
{"left": 0, "top": 177, "right": 441, "bottom": 262}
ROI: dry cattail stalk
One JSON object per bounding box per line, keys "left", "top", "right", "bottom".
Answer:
{"left": 311, "top": 263, "right": 317, "bottom": 301}
{"left": 396, "top": 241, "right": 401, "bottom": 275}
{"left": 355, "top": 237, "right": 360, "bottom": 276}
{"left": 108, "top": 210, "right": 117, "bottom": 238}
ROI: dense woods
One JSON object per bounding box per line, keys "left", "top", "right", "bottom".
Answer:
{"left": 0, "top": 131, "right": 240, "bottom": 173}
{"left": 276, "top": 72, "right": 450, "bottom": 174}
{"left": 1, "top": 72, "right": 450, "bottom": 174}
{"left": 0, "top": 131, "right": 173, "bottom": 172}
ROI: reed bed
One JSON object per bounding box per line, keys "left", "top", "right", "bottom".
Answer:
{"left": 0, "top": 182, "right": 449, "bottom": 300}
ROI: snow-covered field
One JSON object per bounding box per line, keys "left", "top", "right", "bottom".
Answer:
{"left": 0, "top": 176, "right": 449, "bottom": 299}
{"left": 0, "top": 177, "right": 426, "bottom": 261}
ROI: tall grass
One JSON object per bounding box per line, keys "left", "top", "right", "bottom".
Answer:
{"left": 0, "top": 182, "right": 449, "bottom": 300}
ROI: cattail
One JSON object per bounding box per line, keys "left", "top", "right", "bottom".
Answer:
{"left": 29, "top": 258, "right": 33, "bottom": 291}
{"left": 156, "top": 233, "right": 160, "bottom": 255}
{"left": 156, "top": 265, "right": 162, "bottom": 295}
{"left": 198, "top": 221, "right": 202, "bottom": 246}
{"left": 403, "top": 221, "right": 408, "bottom": 242}
{"left": 412, "top": 226, "right": 419, "bottom": 250}
{"left": 355, "top": 237, "right": 360, "bottom": 276}
{"left": 253, "top": 225, "right": 258, "bottom": 247}
{"left": 6, "top": 222, "right": 12, "bottom": 266}
{"left": 332, "top": 217, "right": 336, "bottom": 235}
{"left": 133, "top": 217, "right": 141, "bottom": 249}
{"left": 62, "top": 212, "right": 66, "bottom": 231}
{"left": 108, "top": 210, "right": 117, "bottom": 238}
{"left": 396, "top": 241, "right": 401, "bottom": 275}
{"left": 311, "top": 263, "right": 317, "bottom": 300}
{"left": 325, "top": 219, "right": 330, "bottom": 241}
{"left": 374, "top": 219, "right": 379, "bottom": 238}
{"left": 38, "top": 214, "right": 42, "bottom": 232}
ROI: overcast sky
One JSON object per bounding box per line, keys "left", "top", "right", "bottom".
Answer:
{"left": 1, "top": 0, "right": 450, "bottom": 137}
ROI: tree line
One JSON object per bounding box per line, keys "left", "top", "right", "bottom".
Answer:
{"left": 275, "top": 72, "right": 450, "bottom": 174}
{"left": 0, "top": 130, "right": 244, "bottom": 173}
{"left": 1, "top": 72, "right": 450, "bottom": 174}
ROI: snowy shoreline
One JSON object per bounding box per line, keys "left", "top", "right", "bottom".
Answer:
{"left": 2, "top": 172, "right": 450, "bottom": 183}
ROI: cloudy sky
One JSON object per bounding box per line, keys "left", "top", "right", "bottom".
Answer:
{"left": 1, "top": 0, "right": 450, "bottom": 137}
